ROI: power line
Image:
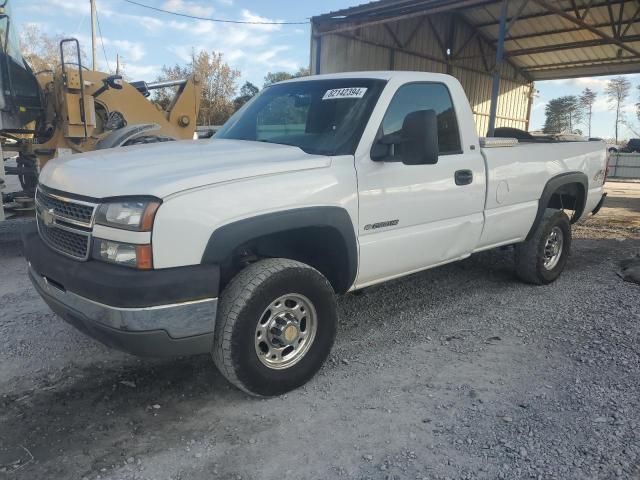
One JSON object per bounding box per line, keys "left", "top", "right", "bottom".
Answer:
{"left": 122, "top": 0, "right": 308, "bottom": 25}
{"left": 95, "top": 3, "right": 112, "bottom": 73}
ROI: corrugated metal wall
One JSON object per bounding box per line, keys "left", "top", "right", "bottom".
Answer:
{"left": 311, "top": 14, "right": 534, "bottom": 136}
{"left": 609, "top": 153, "right": 640, "bottom": 179}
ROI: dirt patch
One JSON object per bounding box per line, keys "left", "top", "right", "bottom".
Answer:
{"left": 575, "top": 182, "right": 640, "bottom": 239}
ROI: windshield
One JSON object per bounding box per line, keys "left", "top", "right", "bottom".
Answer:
{"left": 215, "top": 78, "right": 386, "bottom": 155}
{"left": 0, "top": 2, "right": 22, "bottom": 64}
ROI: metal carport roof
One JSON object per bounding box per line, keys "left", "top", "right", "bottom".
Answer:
{"left": 312, "top": 0, "right": 640, "bottom": 81}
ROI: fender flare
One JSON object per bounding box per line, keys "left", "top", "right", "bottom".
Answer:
{"left": 526, "top": 171, "right": 588, "bottom": 240}
{"left": 201, "top": 207, "right": 358, "bottom": 292}
{"left": 96, "top": 123, "right": 161, "bottom": 149}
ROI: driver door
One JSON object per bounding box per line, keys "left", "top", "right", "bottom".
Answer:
{"left": 355, "top": 82, "right": 485, "bottom": 287}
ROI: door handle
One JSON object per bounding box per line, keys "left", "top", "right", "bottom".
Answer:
{"left": 455, "top": 169, "right": 473, "bottom": 186}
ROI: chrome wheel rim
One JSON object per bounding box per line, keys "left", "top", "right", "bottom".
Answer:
{"left": 543, "top": 226, "right": 564, "bottom": 270}
{"left": 254, "top": 293, "right": 317, "bottom": 370}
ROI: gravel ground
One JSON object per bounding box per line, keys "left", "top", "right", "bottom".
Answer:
{"left": 1, "top": 186, "right": 639, "bottom": 480}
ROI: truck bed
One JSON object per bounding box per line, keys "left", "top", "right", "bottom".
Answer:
{"left": 475, "top": 139, "right": 607, "bottom": 252}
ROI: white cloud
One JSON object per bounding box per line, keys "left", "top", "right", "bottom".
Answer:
{"left": 162, "top": 0, "right": 215, "bottom": 17}
{"left": 240, "top": 9, "right": 283, "bottom": 32}
{"left": 252, "top": 46, "right": 299, "bottom": 70}
{"left": 167, "top": 45, "right": 200, "bottom": 63}
{"left": 572, "top": 77, "right": 609, "bottom": 89}
{"left": 71, "top": 33, "right": 146, "bottom": 67}
{"left": 25, "top": 0, "right": 307, "bottom": 87}
{"left": 531, "top": 100, "right": 546, "bottom": 112}
{"left": 255, "top": 46, "right": 289, "bottom": 62}
{"left": 100, "top": 10, "right": 167, "bottom": 33}
{"left": 225, "top": 49, "right": 246, "bottom": 62}
{"left": 109, "top": 39, "right": 145, "bottom": 62}
{"left": 159, "top": 24, "right": 278, "bottom": 73}
{"left": 123, "top": 63, "right": 162, "bottom": 79}
{"left": 592, "top": 97, "right": 610, "bottom": 113}
{"left": 46, "top": 0, "right": 88, "bottom": 12}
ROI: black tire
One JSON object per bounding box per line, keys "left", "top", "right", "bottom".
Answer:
{"left": 213, "top": 258, "right": 337, "bottom": 397}
{"left": 514, "top": 209, "right": 571, "bottom": 285}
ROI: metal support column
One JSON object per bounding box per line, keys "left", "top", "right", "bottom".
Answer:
{"left": 487, "top": 0, "right": 508, "bottom": 137}
{"left": 0, "top": 144, "right": 5, "bottom": 222}
{"left": 314, "top": 33, "right": 322, "bottom": 75}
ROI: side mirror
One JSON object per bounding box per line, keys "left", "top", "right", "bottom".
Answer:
{"left": 371, "top": 109, "right": 439, "bottom": 165}
{"left": 400, "top": 109, "right": 439, "bottom": 165}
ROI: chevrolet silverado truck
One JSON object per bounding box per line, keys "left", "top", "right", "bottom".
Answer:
{"left": 23, "top": 72, "right": 608, "bottom": 396}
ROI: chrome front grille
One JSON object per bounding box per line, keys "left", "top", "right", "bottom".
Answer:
{"left": 37, "top": 216, "right": 91, "bottom": 259}
{"left": 35, "top": 187, "right": 97, "bottom": 260}
{"left": 36, "top": 188, "right": 94, "bottom": 225}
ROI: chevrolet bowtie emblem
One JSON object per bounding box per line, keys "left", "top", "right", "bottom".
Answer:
{"left": 42, "top": 208, "right": 55, "bottom": 227}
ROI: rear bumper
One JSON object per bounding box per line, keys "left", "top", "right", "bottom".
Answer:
{"left": 23, "top": 223, "right": 218, "bottom": 357}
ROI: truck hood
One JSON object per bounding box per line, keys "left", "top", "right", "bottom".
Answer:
{"left": 38, "top": 139, "right": 331, "bottom": 199}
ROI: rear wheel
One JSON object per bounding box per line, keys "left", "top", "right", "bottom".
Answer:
{"left": 515, "top": 209, "right": 571, "bottom": 285}
{"left": 212, "top": 258, "right": 337, "bottom": 397}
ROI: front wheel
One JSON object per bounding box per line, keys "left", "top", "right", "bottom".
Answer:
{"left": 514, "top": 209, "right": 571, "bottom": 285}
{"left": 212, "top": 258, "right": 337, "bottom": 396}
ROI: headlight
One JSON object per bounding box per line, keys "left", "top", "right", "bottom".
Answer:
{"left": 93, "top": 239, "right": 153, "bottom": 270}
{"left": 95, "top": 199, "right": 160, "bottom": 231}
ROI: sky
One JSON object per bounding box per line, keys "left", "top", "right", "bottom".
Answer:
{"left": 14, "top": 0, "right": 362, "bottom": 85}
{"left": 13, "top": 0, "right": 640, "bottom": 141}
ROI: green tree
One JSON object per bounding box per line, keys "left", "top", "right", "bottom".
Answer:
{"left": 563, "top": 95, "right": 582, "bottom": 132}
{"left": 193, "top": 50, "right": 241, "bottom": 125}
{"left": 263, "top": 67, "right": 310, "bottom": 88}
{"left": 542, "top": 95, "right": 582, "bottom": 134}
{"left": 605, "top": 76, "right": 631, "bottom": 143}
{"left": 20, "top": 24, "right": 88, "bottom": 73}
{"left": 543, "top": 98, "right": 566, "bottom": 134}
{"left": 153, "top": 64, "right": 191, "bottom": 110}
{"left": 233, "top": 81, "right": 259, "bottom": 110}
{"left": 155, "top": 50, "right": 240, "bottom": 125}
{"left": 579, "top": 88, "right": 597, "bottom": 138}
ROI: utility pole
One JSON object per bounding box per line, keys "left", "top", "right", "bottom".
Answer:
{"left": 90, "top": 0, "right": 97, "bottom": 71}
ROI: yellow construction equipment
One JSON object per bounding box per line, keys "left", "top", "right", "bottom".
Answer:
{"left": 0, "top": 2, "right": 201, "bottom": 211}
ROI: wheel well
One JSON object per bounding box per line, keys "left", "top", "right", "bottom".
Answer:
{"left": 547, "top": 182, "right": 586, "bottom": 222}
{"left": 525, "top": 173, "right": 588, "bottom": 240}
{"left": 219, "top": 226, "right": 353, "bottom": 294}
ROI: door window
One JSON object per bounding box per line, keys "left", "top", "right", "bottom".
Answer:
{"left": 381, "top": 83, "right": 461, "bottom": 156}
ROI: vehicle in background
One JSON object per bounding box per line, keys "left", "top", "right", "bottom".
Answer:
{"left": 617, "top": 139, "right": 640, "bottom": 153}
{"left": 23, "top": 71, "right": 608, "bottom": 396}
{"left": 0, "top": 1, "right": 201, "bottom": 217}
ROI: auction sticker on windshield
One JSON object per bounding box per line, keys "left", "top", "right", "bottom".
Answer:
{"left": 322, "top": 88, "right": 368, "bottom": 100}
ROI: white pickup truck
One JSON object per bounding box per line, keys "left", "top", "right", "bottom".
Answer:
{"left": 23, "top": 72, "right": 607, "bottom": 396}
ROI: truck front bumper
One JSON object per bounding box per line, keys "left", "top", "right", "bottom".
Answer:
{"left": 23, "top": 224, "right": 219, "bottom": 357}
